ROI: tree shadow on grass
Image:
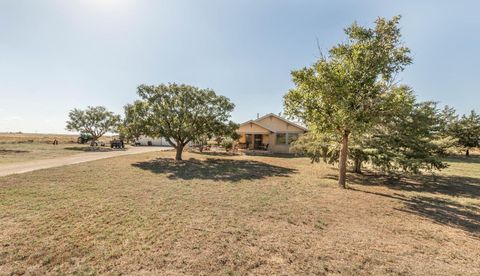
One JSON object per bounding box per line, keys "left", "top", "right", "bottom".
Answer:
{"left": 326, "top": 171, "right": 480, "bottom": 199}
{"left": 348, "top": 187, "right": 480, "bottom": 237}
{"left": 132, "top": 157, "right": 297, "bottom": 182}
{"left": 243, "top": 152, "right": 303, "bottom": 159}
{"left": 192, "top": 151, "right": 241, "bottom": 157}
{"left": 330, "top": 171, "right": 480, "bottom": 236}
{"left": 399, "top": 195, "right": 480, "bottom": 236}
{"left": 0, "top": 149, "right": 30, "bottom": 154}
{"left": 64, "top": 146, "right": 122, "bottom": 152}
{"left": 444, "top": 155, "right": 480, "bottom": 164}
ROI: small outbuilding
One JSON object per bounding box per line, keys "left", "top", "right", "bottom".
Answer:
{"left": 134, "top": 135, "right": 170, "bottom": 146}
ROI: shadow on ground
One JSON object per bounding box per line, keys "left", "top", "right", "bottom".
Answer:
{"left": 400, "top": 195, "right": 480, "bottom": 236}
{"left": 132, "top": 157, "right": 297, "bottom": 182}
{"left": 349, "top": 187, "right": 480, "bottom": 237}
{"left": 0, "top": 149, "right": 30, "bottom": 154}
{"left": 444, "top": 155, "right": 480, "bottom": 164}
{"left": 330, "top": 172, "right": 480, "bottom": 236}
{"left": 64, "top": 147, "right": 125, "bottom": 152}
{"left": 338, "top": 172, "right": 480, "bottom": 199}
{"left": 192, "top": 151, "right": 240, "bottom": 157}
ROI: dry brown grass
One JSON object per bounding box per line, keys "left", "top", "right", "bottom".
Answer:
{"left": 0, "top": 133, "right": 113, "bottom": 164}
{"left": 0, "top": 133, "right": 78, "bottom": 144}
{"left": 0, "top": 151, "right": 479, "bottom": 275}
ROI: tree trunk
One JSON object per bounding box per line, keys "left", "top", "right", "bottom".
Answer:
{"left": 466, "top": 148, "right": 470, "bottom": 157}
{"left": 338, "top": 130, "right": 350, "bottom": 189}
{"left": 353, "top": 158, "right": 362, "bottom": 174}
{"left": 90, "top": 137, "right": 97, "bottom": 147}
{"left": 175, "top": 145, "right": 184, "bottom": 161}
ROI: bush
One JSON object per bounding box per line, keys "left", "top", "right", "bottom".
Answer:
{"left": 221, "top": 137, "right": 234, "bottom": 151}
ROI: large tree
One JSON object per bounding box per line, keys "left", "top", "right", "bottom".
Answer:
{"left": 125, "top": 83, "right": 236, "bottom": 160}
{"left": 66, "top": 106, "right": 120, "bottom": 146}
{"left": 291, "top": 86, "right": 448, "bottom": 175}
{"left": 284, "top": 16, "right": 412, "bottom": 188}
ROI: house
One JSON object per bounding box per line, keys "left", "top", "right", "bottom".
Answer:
{"left": 134, "top": 135, "right": 170, "bottom": 146}
{"left": 236, "top": 113, "right": 307, "bottom": 153}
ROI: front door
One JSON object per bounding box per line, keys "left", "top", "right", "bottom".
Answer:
{"left": 254, "top": 134, "right": 263, "bottom": 149}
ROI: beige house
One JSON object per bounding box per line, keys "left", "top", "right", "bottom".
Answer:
{"left": 236, "top": 113, "right": 307, "bottom": 153}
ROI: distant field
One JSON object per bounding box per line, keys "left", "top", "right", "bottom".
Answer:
{"left": 0, "top": 133, "right": 112, "bottom": 164}
{"left": 0, "top": 133, "right": 78, "bottom": 144}
{"left": 0, "top": 151, "right": 478, "bottom": 275}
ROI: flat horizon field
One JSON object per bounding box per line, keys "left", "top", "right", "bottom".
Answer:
{"left": 0, "top": 133, "right": 115, "bottom": 164}
{"left": 0, "top": 150, "right": 479, "bottom": 275}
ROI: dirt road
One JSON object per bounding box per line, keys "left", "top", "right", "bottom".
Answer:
{"left": 0, "top": 146, "right": 172, "bottom": 177}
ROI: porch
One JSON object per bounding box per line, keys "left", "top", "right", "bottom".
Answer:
{"left": 237, "top": 133, "right": 270, "bottom": 151}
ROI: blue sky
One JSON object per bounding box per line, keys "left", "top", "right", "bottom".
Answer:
{"left": 0, "top": 0, "right": 479, "bottom": 133}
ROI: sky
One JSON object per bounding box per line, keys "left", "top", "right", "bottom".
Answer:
{"left": 0, "top": 0, "right": 479, "bottom": 134}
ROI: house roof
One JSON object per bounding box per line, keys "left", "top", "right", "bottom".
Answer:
{"left": 255, "top": 113, "right": 308, "bottom": 131}
{"left": 238, "top": 120, "right": 276, "bottom": 132}
{"left": 238, "top": 113, "right": 308, "bottom": 132}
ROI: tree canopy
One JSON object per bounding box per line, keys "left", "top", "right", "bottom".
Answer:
{"left": 291, "top": 86, "right": 448, "bottom": 175}
{"left": 284, "top": 16, "right": 412, "bottom": 188}
{"left": 125, "top": 83, "right": 237, "bottom": 160}
{"left": 66, "top": 106, "right": 120, "bottom": 146}
{"left": 453, "top": 110, "right": 480, "bottom": 156}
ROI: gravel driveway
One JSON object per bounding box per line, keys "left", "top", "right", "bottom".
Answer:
{"left": 0, "top": 146, "right": 172, "bottom": 177}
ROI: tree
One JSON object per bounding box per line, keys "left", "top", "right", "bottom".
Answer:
{"left": 119, "top": 101, "right": 150, "bottom": 142}
{"left": 66, "top": 106, "right": 120, "bottom": 146}
{"left": 284, "top": 16, "right": 412, "bottom": 188}
{"left": 366, "top": 98, "right": 448, "bottom": 174}
{"left": 291, "top": 86, "right": 448, "bottom": 176}
{"left": 125, "top": 83, "right": 236, "bottom": 161}
{"left": 453, "top": 110, "right": 480, "bottom": 156}
{"left": 290, "top": 132, "right": 340, "bottom": 164}
{"left": 437, "top": 105, "right": 459, "bottom": 136}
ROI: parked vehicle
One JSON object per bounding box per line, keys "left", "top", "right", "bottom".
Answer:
{"left": 110, "top": 139, "right": 125, "bottom": 149}
{"left": 77, "top": 133, "right": 105, "bottom": 146}
{"left": 77, "top": 133, "right": 93, "bottom": 144}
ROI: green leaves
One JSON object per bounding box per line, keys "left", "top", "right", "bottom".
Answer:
{"left": 125, "top": 83, "right": 236, "bottom": 155}
{"left": 66, "top": 106, "right": 120, "bottom": 140}
{"left": 285, "top": 16, "right": 412, "bottom": 135}
{"left": 453, "top": 110, "right": 480, "bottom": 151}
{"left": 285, "top": 16, "right": 450, "bottom": 177}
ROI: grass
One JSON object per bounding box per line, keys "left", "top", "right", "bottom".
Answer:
{"left": 0, "top": 133, "right": 78, "bottom": 144}
{"left": 0, "top": 133, "right": 113, "bottom": 164}
{"left": 0, "top": 143, "right": 94, "bottom": 164}
{"left": 0, "top": 151, "right": 479, "bottom": 275}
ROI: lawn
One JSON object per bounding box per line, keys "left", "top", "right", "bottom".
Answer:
{"left": 0, "top": 151, "right": 479, "bottom": 275}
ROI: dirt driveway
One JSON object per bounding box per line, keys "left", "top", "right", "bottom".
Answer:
{"left": 0, "top": 146, "right": 172, "bottom": 177}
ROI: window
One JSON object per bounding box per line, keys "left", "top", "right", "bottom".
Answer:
{"left": 276, "top": 133, "right": 286, "bottom": 145}
{"left": 288, "top": 133, "right": 299, "bottom": 144}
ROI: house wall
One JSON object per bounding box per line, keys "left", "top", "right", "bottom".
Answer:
{"left": 262, "top": 134, "right": 269, "bottom": 144}
{"left": 258, "top": 117, "right": 305, "bottom": 153}
{"left": 268, "top": 133, "right": 301, "bottom": 153}
{"left": 238, "top": 134, "right": 247, "bottom": 143}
